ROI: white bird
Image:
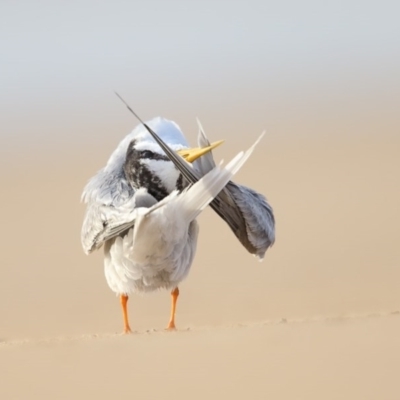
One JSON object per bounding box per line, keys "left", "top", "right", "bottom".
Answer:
{"left": 81, "top": 118, "right": 260, "bottom": 332}
{"left": 81, "top": 113, "right": 273, "bottom": 332}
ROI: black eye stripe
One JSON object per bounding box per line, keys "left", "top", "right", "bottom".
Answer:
{"left": 140, "top": 150, "right": 155, "bottom": 158}
{"left": 139, "top": 150, "right": 170, "bottom": 162}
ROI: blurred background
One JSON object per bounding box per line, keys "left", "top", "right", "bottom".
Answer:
{"left": 1, "top": 0, "right": 399, "bottom": 339}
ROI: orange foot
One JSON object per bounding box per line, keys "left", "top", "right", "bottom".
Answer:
{"left": 122, "top": 326, "right": 132, "bottom": 334}
{"left": 166, "top": 287, "right": 179, "bottom": 330}
{"left": 165, "top": 321, "right": 176, "bottom": 331}
{"left": 120, "top": 294, "right": 132, "bottom": 334}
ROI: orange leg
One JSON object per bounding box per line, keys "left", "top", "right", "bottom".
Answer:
{"left": 120, "top": 294, "right": 132, "bottom": 334}
{"left": 166, "top": 287, "right": 179, "bottom": 330}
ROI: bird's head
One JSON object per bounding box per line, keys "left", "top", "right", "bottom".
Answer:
{"left": 124, "top": 138, "right": 223, "bottom": 201}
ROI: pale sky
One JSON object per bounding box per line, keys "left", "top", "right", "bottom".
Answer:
{"left": 1, "top": 0, "right": 399, "bottom": 150}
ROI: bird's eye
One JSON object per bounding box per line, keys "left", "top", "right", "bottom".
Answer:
{"left": 141, "top": 150, "right": 154, "bottom": 159}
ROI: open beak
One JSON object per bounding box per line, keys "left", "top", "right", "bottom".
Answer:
{"left": 176, "top": 140, "right": 224, "bottom": 163}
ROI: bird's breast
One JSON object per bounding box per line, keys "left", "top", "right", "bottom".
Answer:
{"left": 141, "top": 158, "right": 180, "bottom": 194}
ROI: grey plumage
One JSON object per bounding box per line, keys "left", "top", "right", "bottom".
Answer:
{"left": 195, "top": 121, "right": 275, "bottom": 259}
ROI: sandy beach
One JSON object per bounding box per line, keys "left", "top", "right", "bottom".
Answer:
{"left": 2, "top": 1, "right": 399, "bottom": 397}
{"left": 1, "top": 129, "right": 399, "bottom": 399}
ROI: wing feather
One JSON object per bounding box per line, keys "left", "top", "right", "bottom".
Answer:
{"left": 194, "top": 121, "right": 275, "bottom": 259}
{"left": 81, "top": 117, "right": 188, "bottom": 255}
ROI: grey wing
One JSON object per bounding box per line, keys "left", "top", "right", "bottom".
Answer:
{"left": 81, "top": 165, "right": 158, "bottom": 254}
{"left": 81, "top": 200, "right": 134, "bottom": 255}
{"left": 194, "top": 120, "right": 275, "bottom": 259}
{"left": 225, "top": 182, "right": 275, "bottom": 260}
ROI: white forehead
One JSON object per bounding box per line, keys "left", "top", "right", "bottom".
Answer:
{"left": 132, "top": 117, "right": 189, "bottom": 148}
{"left": 133, "top": 140, "right": 186, "bottom": 153}
{"left": 105, "top": 117, "right": 189, "bottom": 170}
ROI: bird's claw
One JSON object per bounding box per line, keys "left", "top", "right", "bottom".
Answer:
{"left": 165, "top": 322, "right": 176, "bottom": 331}
{"left": 122, "top": 326, "right": 132, "bottom": 334}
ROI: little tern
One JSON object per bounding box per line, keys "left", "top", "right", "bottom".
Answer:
{"left": 81, "top": 118, "right": 261, "bottom": 332}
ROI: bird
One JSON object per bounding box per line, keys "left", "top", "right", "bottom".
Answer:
{"left": 81, "top": 117, "right": 262, "bottom": 332}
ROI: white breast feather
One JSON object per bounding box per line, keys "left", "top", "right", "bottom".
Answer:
{"left": 142, "top": 158, "right": 181, "bottom": 193}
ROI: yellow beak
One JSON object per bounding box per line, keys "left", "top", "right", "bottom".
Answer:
{"left": 176, "top": 140, "right": 224, "bottom": 163}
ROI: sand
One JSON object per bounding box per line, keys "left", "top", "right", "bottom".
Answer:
{"left": 1, "top": 129, "right": 399, "bottom": 400}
